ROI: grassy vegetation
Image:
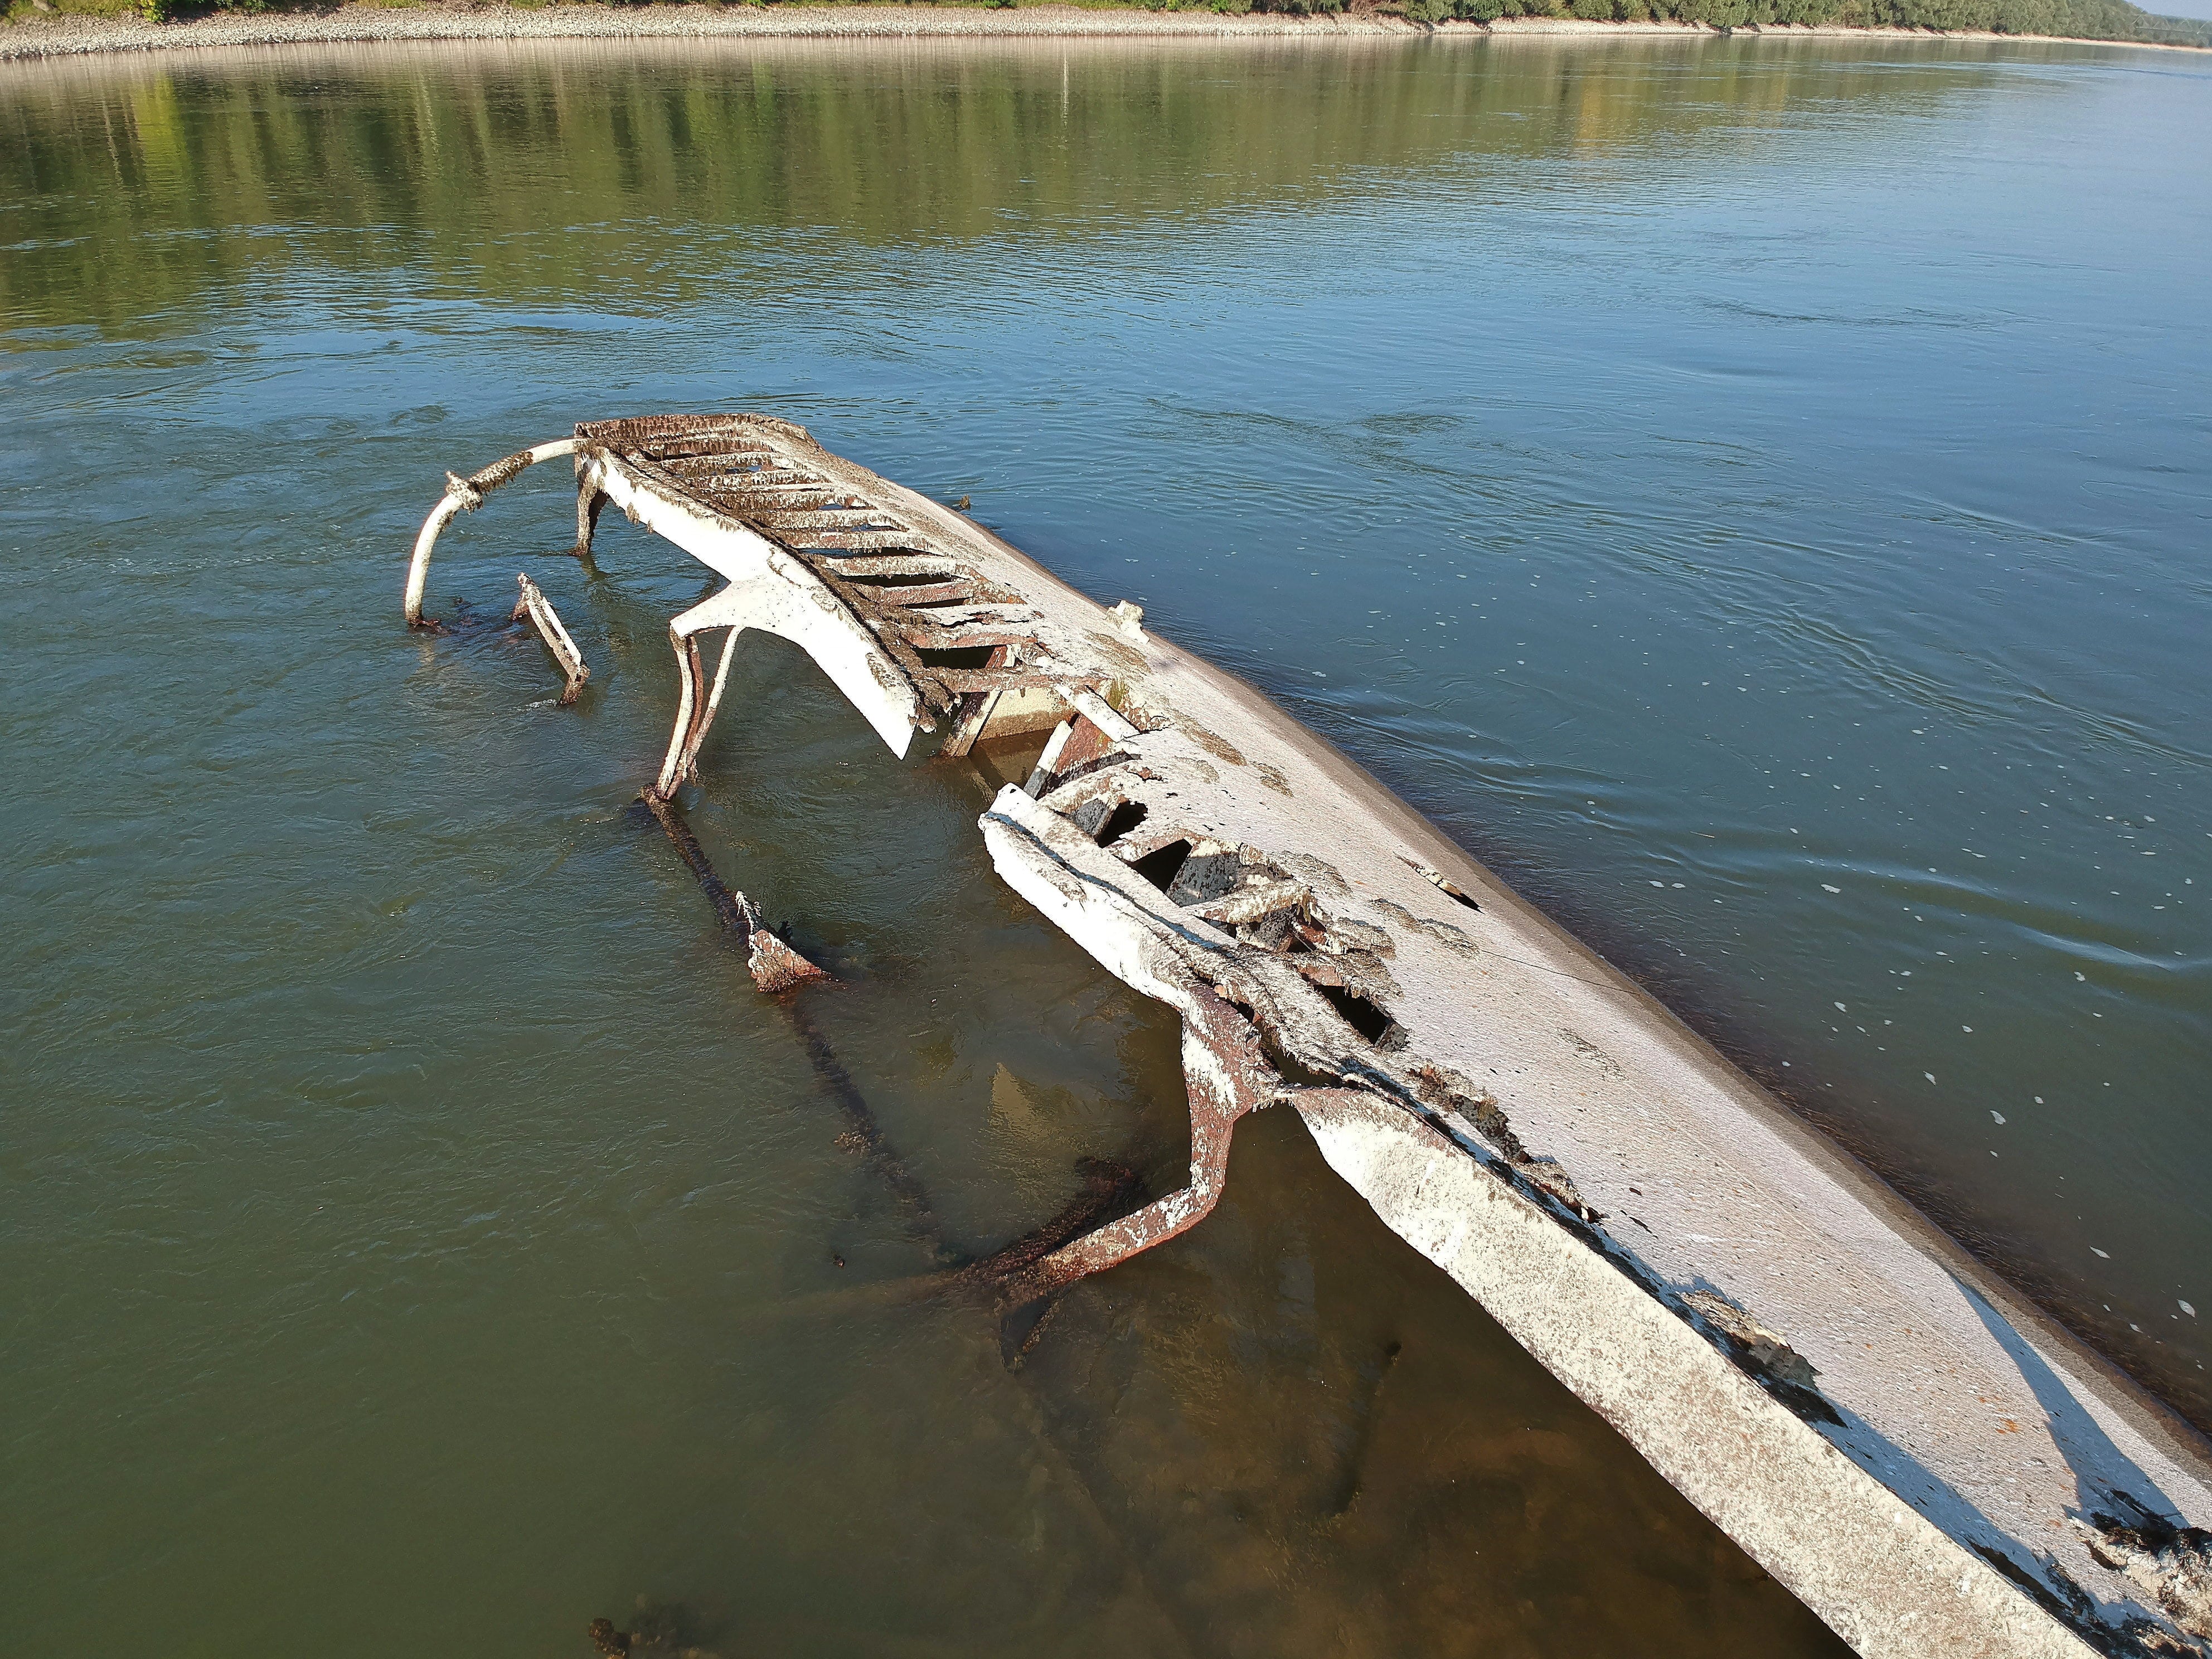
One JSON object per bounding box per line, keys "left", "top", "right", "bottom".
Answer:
{"left": 8, "top": 0, "right": 140, "bottom": 21}
{"left": 5, "top": 0, "right": 2203, "bottom": 50}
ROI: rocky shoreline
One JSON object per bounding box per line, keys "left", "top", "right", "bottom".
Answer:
{"left": 1, "top": 3, "right": 2200, "bottom": 63}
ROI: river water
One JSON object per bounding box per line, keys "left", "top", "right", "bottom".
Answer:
{"left": 4, "top": 31, "right": 2206, "bottom": 1656}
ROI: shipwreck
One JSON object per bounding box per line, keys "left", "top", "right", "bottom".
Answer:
{"left": 404, "top": 413, "right": 2212, "bottom": 1659}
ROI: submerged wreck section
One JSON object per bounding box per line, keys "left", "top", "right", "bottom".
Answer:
{"left": 404, "top": 414, "right": 2212, "bottom": 1659}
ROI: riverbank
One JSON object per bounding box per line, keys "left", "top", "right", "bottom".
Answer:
{"left": 1, "top": 2, "right": 2204, "bottom": 61}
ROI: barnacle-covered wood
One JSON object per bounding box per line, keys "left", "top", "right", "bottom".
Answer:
{"left": 747, "top": 928, "right": 828, "bottom": 996}
{"left": 553, "top": 415, "right": 1121, "bottom": 762}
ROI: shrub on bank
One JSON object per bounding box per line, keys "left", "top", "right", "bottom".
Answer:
{"left": 1393, "top": 0, "right": 2205, "bottom": 43}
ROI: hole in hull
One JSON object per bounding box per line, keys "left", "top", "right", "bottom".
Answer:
{"left": 966, "top": 730, "right": 1058, "bottom": 792}
{"left": 1095, "top": 801, "right": 1149, "bottom": 847}
{"left": 853, "top": 569, "right": 963, "bottom": 589}
{"left": 1128, "top": 839, "right": 1193, "bottom": 894}
{"left": 916, "top": 644, "right": 1001, "bottom": 671}
{"left": 1313, "top": 981, "right": 1394, "bottom": 1045}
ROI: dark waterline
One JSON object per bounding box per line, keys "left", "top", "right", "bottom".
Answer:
{"left": 2, "top": 32, "right": 2205, "bottom": 1654}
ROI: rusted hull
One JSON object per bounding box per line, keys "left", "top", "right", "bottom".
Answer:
{"left": 401, "top": 414, "right": 2212, "bottom": 1659}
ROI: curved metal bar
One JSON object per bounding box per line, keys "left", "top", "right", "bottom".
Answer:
{"left": 998, "top": 986, "right": 1276, "bottom": 1308}
{"left": 402, "top": 437, "right": 581, "bottom": 626}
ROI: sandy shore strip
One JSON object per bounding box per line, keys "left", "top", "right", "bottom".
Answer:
{"left": 1, "top": 3, "right": 2199, "bottom": 61}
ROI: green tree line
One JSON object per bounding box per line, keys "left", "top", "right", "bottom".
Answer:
{"left": 1195, "top": 0, "right": 2210, "bottom": 46}
{"left": 1380, "top": 0, "right": 2212, "bottom": 44}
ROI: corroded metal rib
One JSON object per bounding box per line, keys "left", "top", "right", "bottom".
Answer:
{"left": 404, "top": 436, "right": 581, "bottom": 626}
{"left": 400, "top": 412, "right": 2212, "bottom": 1659}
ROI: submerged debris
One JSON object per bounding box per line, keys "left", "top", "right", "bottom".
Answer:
{"left": 586, "top": 1601, "right": 726, "bottom": 1659}
{"left": 513, "top": 573, "right": 589, "bottom": 705}
{"left": 638, "top": 795, "right": 826, "bottom": 993}
{"left": 405, "top": 437, "right": 583, "bottom": 628}
{"left": 748, "top": 927, "right": 828, "bottom": 995}
{"left": 1681, "top": 1287, "right": 1818, "bottom": 1386}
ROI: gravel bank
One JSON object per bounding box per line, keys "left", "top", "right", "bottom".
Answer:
{"left": 0, "top": 3, "right": 1415, "bottom": 60}
{"left": 1, "top": 3, "right": 2197, "bottom": 62}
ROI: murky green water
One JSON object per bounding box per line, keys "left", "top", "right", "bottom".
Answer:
{"left": 5, "top": 31, "right": 2208, "bottom": 1655}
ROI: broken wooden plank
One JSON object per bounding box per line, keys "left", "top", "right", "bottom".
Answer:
{"left": 806, "top": 553, "right": 963, "bottom": 580}
{"left": 938, "top": 646, "right": 1011, "bottom": 759}
{"left": 751, "top": 507, "right": 913, "bottom": 532}
{"left": 804, "top": 565, "right": 958, "bottom": 715}
{"left": 512, "top": 573, "right": 589, "bottom": 705}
